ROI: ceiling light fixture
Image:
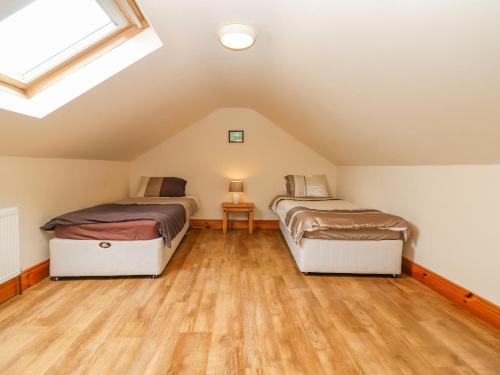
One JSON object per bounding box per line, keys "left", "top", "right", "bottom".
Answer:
{"left": 219, "top": 24, "right": 255, "bottom": 51}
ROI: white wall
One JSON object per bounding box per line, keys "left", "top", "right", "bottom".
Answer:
{"left": 337, "top": 165, "right": 500, "bottom": 305}
{"left": 0, "top": 157, "right": 129, "bottom": 269}
{"left": 130, "top": 108, "right": 337, "bottom": 219}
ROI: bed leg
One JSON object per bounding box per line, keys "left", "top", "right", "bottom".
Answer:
{"left": 151, "top": 275, "right": 159, "bottom": 279}
{"left": 51, "top": 277, "right": 60, "bottom": 281}
{"left": 304, "top": 272, "right": 309, "bottom": 275}
{"left": 392, "top": 274, "right": 400, "bottom": 278}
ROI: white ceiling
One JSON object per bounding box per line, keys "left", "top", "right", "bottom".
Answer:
{"left": 0, "top": 0, "right": 499, "bottom": 164}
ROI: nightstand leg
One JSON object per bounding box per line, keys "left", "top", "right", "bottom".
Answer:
{"left": 248, "top": 210, "right": 254, "bottom": 234}
{"left": 223, "top": 210, "right": 228, "bottom": 234}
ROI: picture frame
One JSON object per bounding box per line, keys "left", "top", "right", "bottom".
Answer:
{"left": 228, "top": 130, "right": 244, "bottom": 143}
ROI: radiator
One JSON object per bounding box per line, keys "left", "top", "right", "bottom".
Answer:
{"left": 0, "top": 207, "right": 21, "bottom": 284}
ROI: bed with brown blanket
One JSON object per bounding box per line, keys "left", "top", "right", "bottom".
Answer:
{"left": 270, "top": 195, "right": 409, "bottom": 276}
{"left": 42, "top": 196, "right": 199, "bottom": 279}
{"left": 41, "top": 197, "right": 199, "bottom": 246}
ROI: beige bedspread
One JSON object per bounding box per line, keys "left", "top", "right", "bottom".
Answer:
{"left": 270, "top": 195, "right": 409, "bottom": 243}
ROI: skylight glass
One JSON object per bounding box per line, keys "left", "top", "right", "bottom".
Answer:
{"left": 0, "top": 0, "right": 126, "bottom": 84}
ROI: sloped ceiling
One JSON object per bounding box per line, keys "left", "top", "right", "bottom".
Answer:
{"left": 0, "top": 0, "right": 499, "bottom": 164}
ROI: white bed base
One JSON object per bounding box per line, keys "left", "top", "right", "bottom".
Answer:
{"left": 279, "top": 221, "right": 403, "bottom": 276}
{"left": 49, "top": 222, "right": 189, "bottom": 278}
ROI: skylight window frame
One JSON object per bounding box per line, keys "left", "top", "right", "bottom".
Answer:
{"left": 0, "top": 0, "right": 148, "bottom": 99}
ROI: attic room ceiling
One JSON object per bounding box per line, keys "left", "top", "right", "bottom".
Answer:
{"left": 0, "top": 0, "right": 499, "bottom": 164}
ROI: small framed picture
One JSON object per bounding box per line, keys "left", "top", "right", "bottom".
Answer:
{"left": 228, "top": 130, "right": 244, "bottom": 143}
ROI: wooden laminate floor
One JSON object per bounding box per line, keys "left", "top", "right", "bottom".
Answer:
{"left": 0, "top": 229, "right": 499, "bottom": 374}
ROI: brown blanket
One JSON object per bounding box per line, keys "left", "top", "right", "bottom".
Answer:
{"left": 41, "top": 204, "right": 186, "bottom": 247}
{"left": 54, "top": 220, "right": 159, "bottom": 241}
{"left": 303, "top": 228, "right": 402, "bottom": 241}
{"left": 285, "top": 206, "right": 409, "bottom": 243}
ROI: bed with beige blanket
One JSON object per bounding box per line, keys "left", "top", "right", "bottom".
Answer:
{"left": 270, "top": 195, "right": 409, "bottom": 276}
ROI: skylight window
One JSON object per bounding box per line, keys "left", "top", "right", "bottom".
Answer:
{"left": 0, "top": 0, "right": 127, "bottom": 84}
{"left": 0, "top": 0, "right": 162, "bottom": 118}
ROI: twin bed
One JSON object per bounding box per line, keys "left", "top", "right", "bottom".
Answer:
{"left": 271, "top": 195, "right": 407, "bottom": 276}
{"left": 41, "top": 178, "right": 198, "bottom": 279}
{"left": 271, "top": 174, "right": 409, "bottom": 276}
{"left": 41, "top": 174, "right": 409, "bottom": 279}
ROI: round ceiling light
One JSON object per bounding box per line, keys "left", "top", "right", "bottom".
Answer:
{"left": 219, "top": 24, "right": 255, "bottom": 51}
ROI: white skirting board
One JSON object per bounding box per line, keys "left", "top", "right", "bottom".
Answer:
{"left": 49, "top": 222, "right": 189, "bottom": 277}
{"left": 279, "top": 221, "right": 403, "bottom": 275}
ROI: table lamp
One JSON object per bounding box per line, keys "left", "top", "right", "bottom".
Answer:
{"left": 229, "top": 180, "right": 244, "bottom": 204}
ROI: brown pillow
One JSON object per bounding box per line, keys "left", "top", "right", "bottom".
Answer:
{"left": 142, "top": 177, "right": 187, "bottom": 197}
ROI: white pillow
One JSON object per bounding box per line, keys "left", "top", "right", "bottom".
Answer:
{"left": 285, "top": 174, "right": 330, "bottom": 197}
{"left": 134, "top": 176, "right": 149, "bottom": 197}
{"left": 305, "top": 175, "right": 330, "bottom": 197}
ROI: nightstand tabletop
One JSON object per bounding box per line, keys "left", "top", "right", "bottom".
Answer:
{"left": 221, "top": 202, "right": 255, "bottom": 209}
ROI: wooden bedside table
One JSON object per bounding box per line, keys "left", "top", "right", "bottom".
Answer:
{"left": 221, "top": 202, "right": 255, "bottom": 234}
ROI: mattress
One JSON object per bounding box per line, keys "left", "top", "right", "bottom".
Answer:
{"left": 54, "top": 220, "right": 159, "bottom": 241}
{"left": 279, "top": 221, "right": 403, "bottom": 274}
{"left": 50, "top": 222, "right": 190, "bottom": 277}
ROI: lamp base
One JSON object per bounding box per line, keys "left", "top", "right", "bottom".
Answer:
{"left": 232, "top": 194, "right": 240, "bottom": 204}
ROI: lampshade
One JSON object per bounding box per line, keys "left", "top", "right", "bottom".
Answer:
{"left": 229, "top": 180, "right": 244, "bottom": 192}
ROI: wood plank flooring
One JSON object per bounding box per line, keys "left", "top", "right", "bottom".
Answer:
{"left": 0, "top": 229, "right": 499, "bottom": 374}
